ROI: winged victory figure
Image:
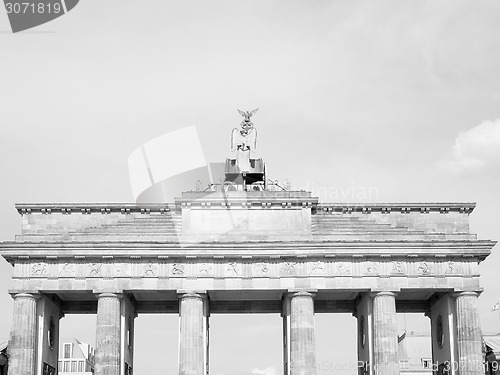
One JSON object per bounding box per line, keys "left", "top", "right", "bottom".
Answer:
{"left": 231, "top": 108, "right": 259, "bottom": 171}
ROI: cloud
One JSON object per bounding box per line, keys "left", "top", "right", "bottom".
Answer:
{"left": 251, "top": 367, "right": 279, "bottom": 375}
{"left": 440, "top": 118, "right": 500, "bottom": 173}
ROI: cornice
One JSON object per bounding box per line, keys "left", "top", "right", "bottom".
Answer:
{"left": 316, "top": 202, "right": 476, "bottom": 214}
{"left": 15, "top": 203, "right": 177, "bottom": 216}
{"left": 0, "top": 239, "right": 495, "bottom": 261}
{"left": 14, "top": 201, "right": 477, "bottom": 215}
{"left": 1, "top": 239, "right": 495, "bottom": 249}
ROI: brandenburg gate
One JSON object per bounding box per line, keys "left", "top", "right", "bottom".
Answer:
{"left": 0, "top": 112, "right": 496, "bottom": 375}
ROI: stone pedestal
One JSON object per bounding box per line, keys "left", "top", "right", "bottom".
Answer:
{"left": 178, "top": 293, "right": 209, "bottom": 375}
{"left": 286, "top": 291, "right": 316, "bottom": 375}
{"left": 372, "top": 292, "right": 398, "bottom": 375}
{"left": 177, "top": 191, "right": 317, "bottom": 242}
{"left": 455, "top": 292, "right": 483, "bottom": 375}
{"left": 95, "top": 293, "right": 122, "bottom": 375}
{"left": 8, "top": 293, "right": 37, "bottom": 375}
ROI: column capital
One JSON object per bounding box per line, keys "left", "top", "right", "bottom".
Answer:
{"left": 9, "top": 290, "right": 41, "bottom": 299}
{"left": 453, "top": 290, "right": 482, "bottom": 298}
{"left": 177, "top": 290, "right": 207, "bottom": 298}
{"left": 94, "top": 291, "right": 123, "bottom": 300}
{"left": 287, "top": 289, "right": 317, "bottom": 298}
{"left": 12, "top": 292, "right": 38, "bottom": 299}
{"left": 370, "top": 290, "right": 399, "bottom": 298}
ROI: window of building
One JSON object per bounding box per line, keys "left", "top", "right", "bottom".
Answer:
{"left": 71, "top": 360, "right": 77, "bottom": 372}
{"left": 88, "top": 346, "right": 94, "bottom": 362}
{"left": 58, "top": 361, "right": 62, "bottom": 372}
{"left": 399, "top": 360, "right": 409, "bottom": 369}
{"left": 422, "top": 359, "right": 432, "bottom": 369}
{"left": 63, "top": 361, "right": 70, "bottom": 372}
{"left": 63, "top": 343, "right": 72, "bottom": 358}
{"left": 42, "top": 363, "right": 55, "bottom": 375}
{"left": 78, "top": 360, "right": 85, "bottom": 372}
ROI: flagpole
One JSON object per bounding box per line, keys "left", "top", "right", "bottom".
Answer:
{"left": 493, "top": 301, "right": 500, "bottom": 332}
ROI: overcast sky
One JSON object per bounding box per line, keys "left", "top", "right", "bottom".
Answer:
{"left": 1, "top": 1, "right": 500, "bottom": 374}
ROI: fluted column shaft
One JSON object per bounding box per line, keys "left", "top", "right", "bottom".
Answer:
{"left": 95, "top": 293, "right": 122, "bottom": 375}
{"left": 179, "top": 293, "right": 207, "bottom": 375}
{"left": 456, "top": 292, "right": 483, "bottom": 375}
{"left": 8, "top": 293, "right": 37, "bottom": 375}
{"left": 290, "top": 291, "right": 316, "bottom": 375}
{"left": 372, "top": 292, "right": 398, "bottom": 375}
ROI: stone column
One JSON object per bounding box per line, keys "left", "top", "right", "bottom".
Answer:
{"left": 95, "top": 292, "right": 122, "bottom": 375}
{"left": 355, "top": 293, "right": 373, "bottom": 375}
{"left": 38, "top": 294, "right": 64, "bottom": 374}
{"left": 178, "top": 292, "right": 209, "bottom": 375}
{"left": 455, "top": 292, "right": 483, "bottom": 375}
{"left": 8, "top": 293, "right": 38, "bottom": 375}
{"left": 429, "top": 294, "right": 458, "bottom": 375}
{"left": 289, "top": 291, "right": 316, "bottom": 375}
{"left": 282, "top": 295, "right": 291, "bottom": 375}
{"left": 120, "top": 296, "right": 136, "bottom": 375}
{"left": 372, "top": 292, "right": 398, "bottom": 375}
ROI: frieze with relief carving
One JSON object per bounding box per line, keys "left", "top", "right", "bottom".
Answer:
{"left": 59, "top": 262, "right": 75, "bottom": 277}
{"left": 87, "top": 262, "right": 102, "bottom": 277}
{"left": 418, "top": 261, "right": 432, "bottom": 275}
{"left": 172, "top": 262, "right": 185, "bottom": 276}
{"left": 391, "top": 261, "right": 405, "bottom": 274}
{"left": 19, "top": 258, "right": 479, "bottom": 281}
{"left": 336, "top": 262, "right": 352, "bottom": 276}
{"left": 253, "top": 262, "right": 269, "bottom": 277}
{"left": 364, "top": 262, "right": 377, "bottom": 276}
{"left": 445, "top": 261, "right": 461, "bottom": 275}
{"left": 310, "top": 261, "right": 324, "bottom": 275}
{"left": 226, "top": 261, "right": 240, "bottom": 276}
{"left": 143, "top": 262, "right": 157, "bottom": 277}
{"left": 198, "top": 262, "right": 213, "bottom": 276}
{"left": 281, "top": 261, "right": 297, "bottom": 276}
{"left": 31, "top": 261, "right": 47, "bottom": 276}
